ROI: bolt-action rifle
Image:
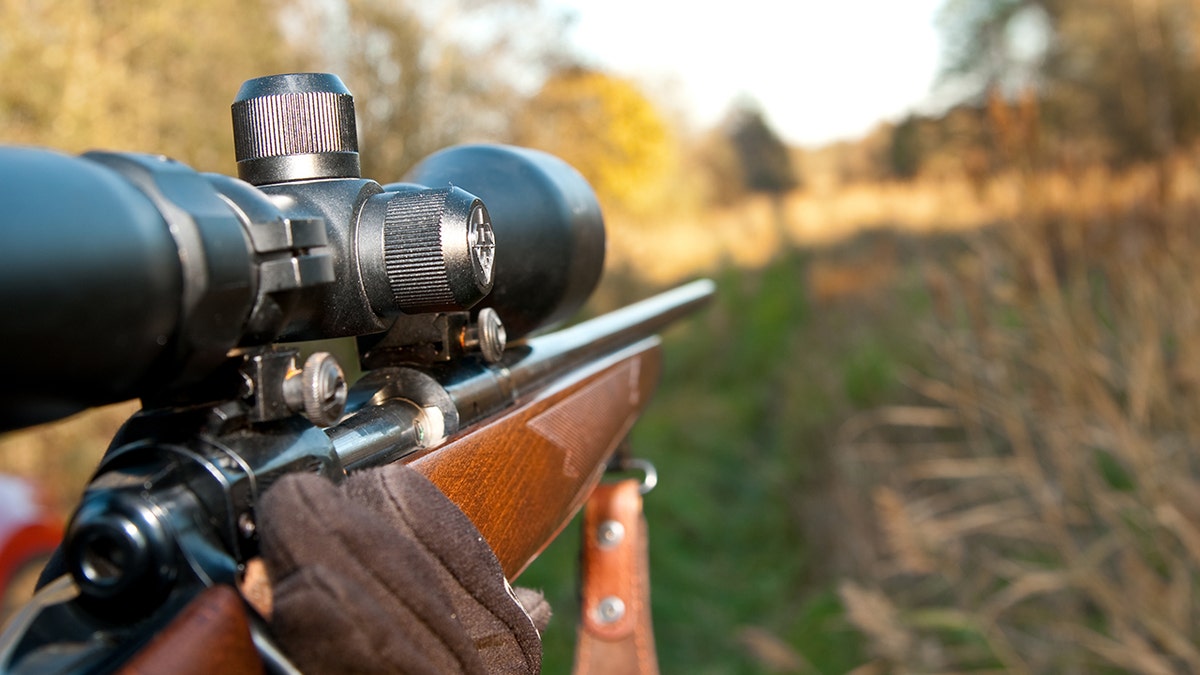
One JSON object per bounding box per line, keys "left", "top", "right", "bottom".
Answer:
{"left": 0, "top": 73, "right": 713, "bottom": 673}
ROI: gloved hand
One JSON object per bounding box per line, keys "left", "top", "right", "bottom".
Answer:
{"left": 243, "top": 464, "right": 550, "bottom": 674}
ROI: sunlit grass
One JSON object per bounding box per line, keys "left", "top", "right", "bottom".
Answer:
{"left": 830, "top": 156, "right": 1200, "bottom": 671}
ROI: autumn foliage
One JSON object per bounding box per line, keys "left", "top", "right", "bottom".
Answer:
{"left": 511, "top": 67, "right": 679, "bottom": 216}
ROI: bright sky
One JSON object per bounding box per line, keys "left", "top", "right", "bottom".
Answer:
{"left": 549, "top": 0, "right": 947, "bottom": 147}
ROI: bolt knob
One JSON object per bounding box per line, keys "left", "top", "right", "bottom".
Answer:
{"left": 232, "top": 73, "right": 360, "bottom": 185}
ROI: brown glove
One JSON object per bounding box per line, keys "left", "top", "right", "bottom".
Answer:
{"left": 248, "top": 464, "right": 549, "bottom": 674}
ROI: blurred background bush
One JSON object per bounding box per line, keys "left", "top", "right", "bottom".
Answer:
{"left": 5, "top": 0, "right": 1200, "bottom": 672}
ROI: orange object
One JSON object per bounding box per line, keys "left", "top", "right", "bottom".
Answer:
{"left": 0, "top": 474, "right": 61, "bottom": 619}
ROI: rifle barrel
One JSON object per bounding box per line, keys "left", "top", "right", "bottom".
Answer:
{"left": 500, "top": 278, "right": 716, "bottom": 401}
{"left": 329, "top": 279, "right": 715, "bottom": 472}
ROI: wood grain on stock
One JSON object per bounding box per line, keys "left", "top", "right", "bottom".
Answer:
{"left": 117, "top": 585, "right": 262, "bottom": 675}
{"left": 407, "top": 340, "right": 663, "bottom": 579}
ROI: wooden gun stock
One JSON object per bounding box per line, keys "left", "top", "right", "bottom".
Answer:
{"left": 123, "top": 339, "right": 661, "bottom": 675}
{"left": 116, "top": 586, "right": 261, "bottom": 675}
{"left": 408, "top": 338, "right": 662, "bottom": 579}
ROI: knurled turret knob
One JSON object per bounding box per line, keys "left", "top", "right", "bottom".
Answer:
{"left": 381, "top": 187, "right": 496, "bottom": 314}
{"left": 231, "top": 73, "right": 360, "bottom": 185}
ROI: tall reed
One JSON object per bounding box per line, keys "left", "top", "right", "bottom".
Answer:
{"left": 837, "top": 143, "right": 1200, "bottom": 672}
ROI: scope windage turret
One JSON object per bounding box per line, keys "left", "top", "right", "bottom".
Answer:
{"left": 400, "top": 144, "right": 606, "bottom": 340}
{"left": 0, "top": 72, "right": 605, "bottom": 431}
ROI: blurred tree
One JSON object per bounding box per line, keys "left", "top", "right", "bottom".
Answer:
{"left": 724, "top": 99, "right": 797, "bottom": 236}
{"left": 693, "top": 127, "right": 748, "bottom": 207}
{"left": 289, "top": 0, "right": 572, "bottom": 180}
{"left": 510, "top": 66, "right": 678, "bottom": 216}
{"left": 0, "top": 0, "right": 571, "bottom": 178}
{"left": 937, "top": 0, "right": 1200, "bottom": 164}
{"left": 725, "top": 100, "right": 799, "bottom": 195}
{"left": 875, "top": 106, "right": 993, "bottom": 183}
{"left": 937, "top": 0, "right": 1040, "bottom": 95}
{"left": 888, "top": 114, "right": 923, "bottom": 180}
{"left": 0, "top": 0, "right": 302, "bottom": 171}
{"left": 1049, "top": 0, "right": 1200, "bottom": 161}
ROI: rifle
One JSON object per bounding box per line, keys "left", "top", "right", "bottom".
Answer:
{"left": 0, "top": 73, "right": 713, "bottom": 673}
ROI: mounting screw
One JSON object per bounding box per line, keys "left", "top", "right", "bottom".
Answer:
{"left": 237, "top": 512, "right": 256, "bottom": 538}
{"left": 594, "top": 596, "right": 626, "bottom": 625}
{"left": 596, "top": 520, "right": 625, "bottom": 549}
{"left": 464, "top": 308, "right": 506, "bottom": 363}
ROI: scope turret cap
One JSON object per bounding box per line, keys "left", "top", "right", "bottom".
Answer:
{"left": 232, "top": 73, "right": 360, "bottom": 185}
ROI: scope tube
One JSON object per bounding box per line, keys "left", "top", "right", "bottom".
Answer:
{"left": 0, "top": 148, "right": 186, "bottom": 428}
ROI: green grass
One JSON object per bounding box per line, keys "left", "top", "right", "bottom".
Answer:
{"left": 520, "top": 234, "right": 933, "bottom": 673}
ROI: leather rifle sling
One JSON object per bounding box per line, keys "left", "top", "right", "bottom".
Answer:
{"left": 573, "top": 479, "right": 659, "bottom": 675}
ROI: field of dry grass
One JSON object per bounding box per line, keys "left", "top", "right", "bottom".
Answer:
{"left": 605, "top": 172, "right": 992, "bottom": 286}
{"left": 598, "top": 151, "right": 1200, "bottom": 672}
{"left": 826, "top": 157, "right": 1200, "bottom": 673}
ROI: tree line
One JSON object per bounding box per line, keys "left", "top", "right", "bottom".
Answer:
{"left": 873, "top": 0, "right": 1200, "bottom": 184}
{"left": 0, "top": 0, "right": 798, "bottom": 220}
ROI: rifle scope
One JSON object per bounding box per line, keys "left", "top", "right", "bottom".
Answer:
{"left": 0, "top": 73, "right": 604, "bottom": 430}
